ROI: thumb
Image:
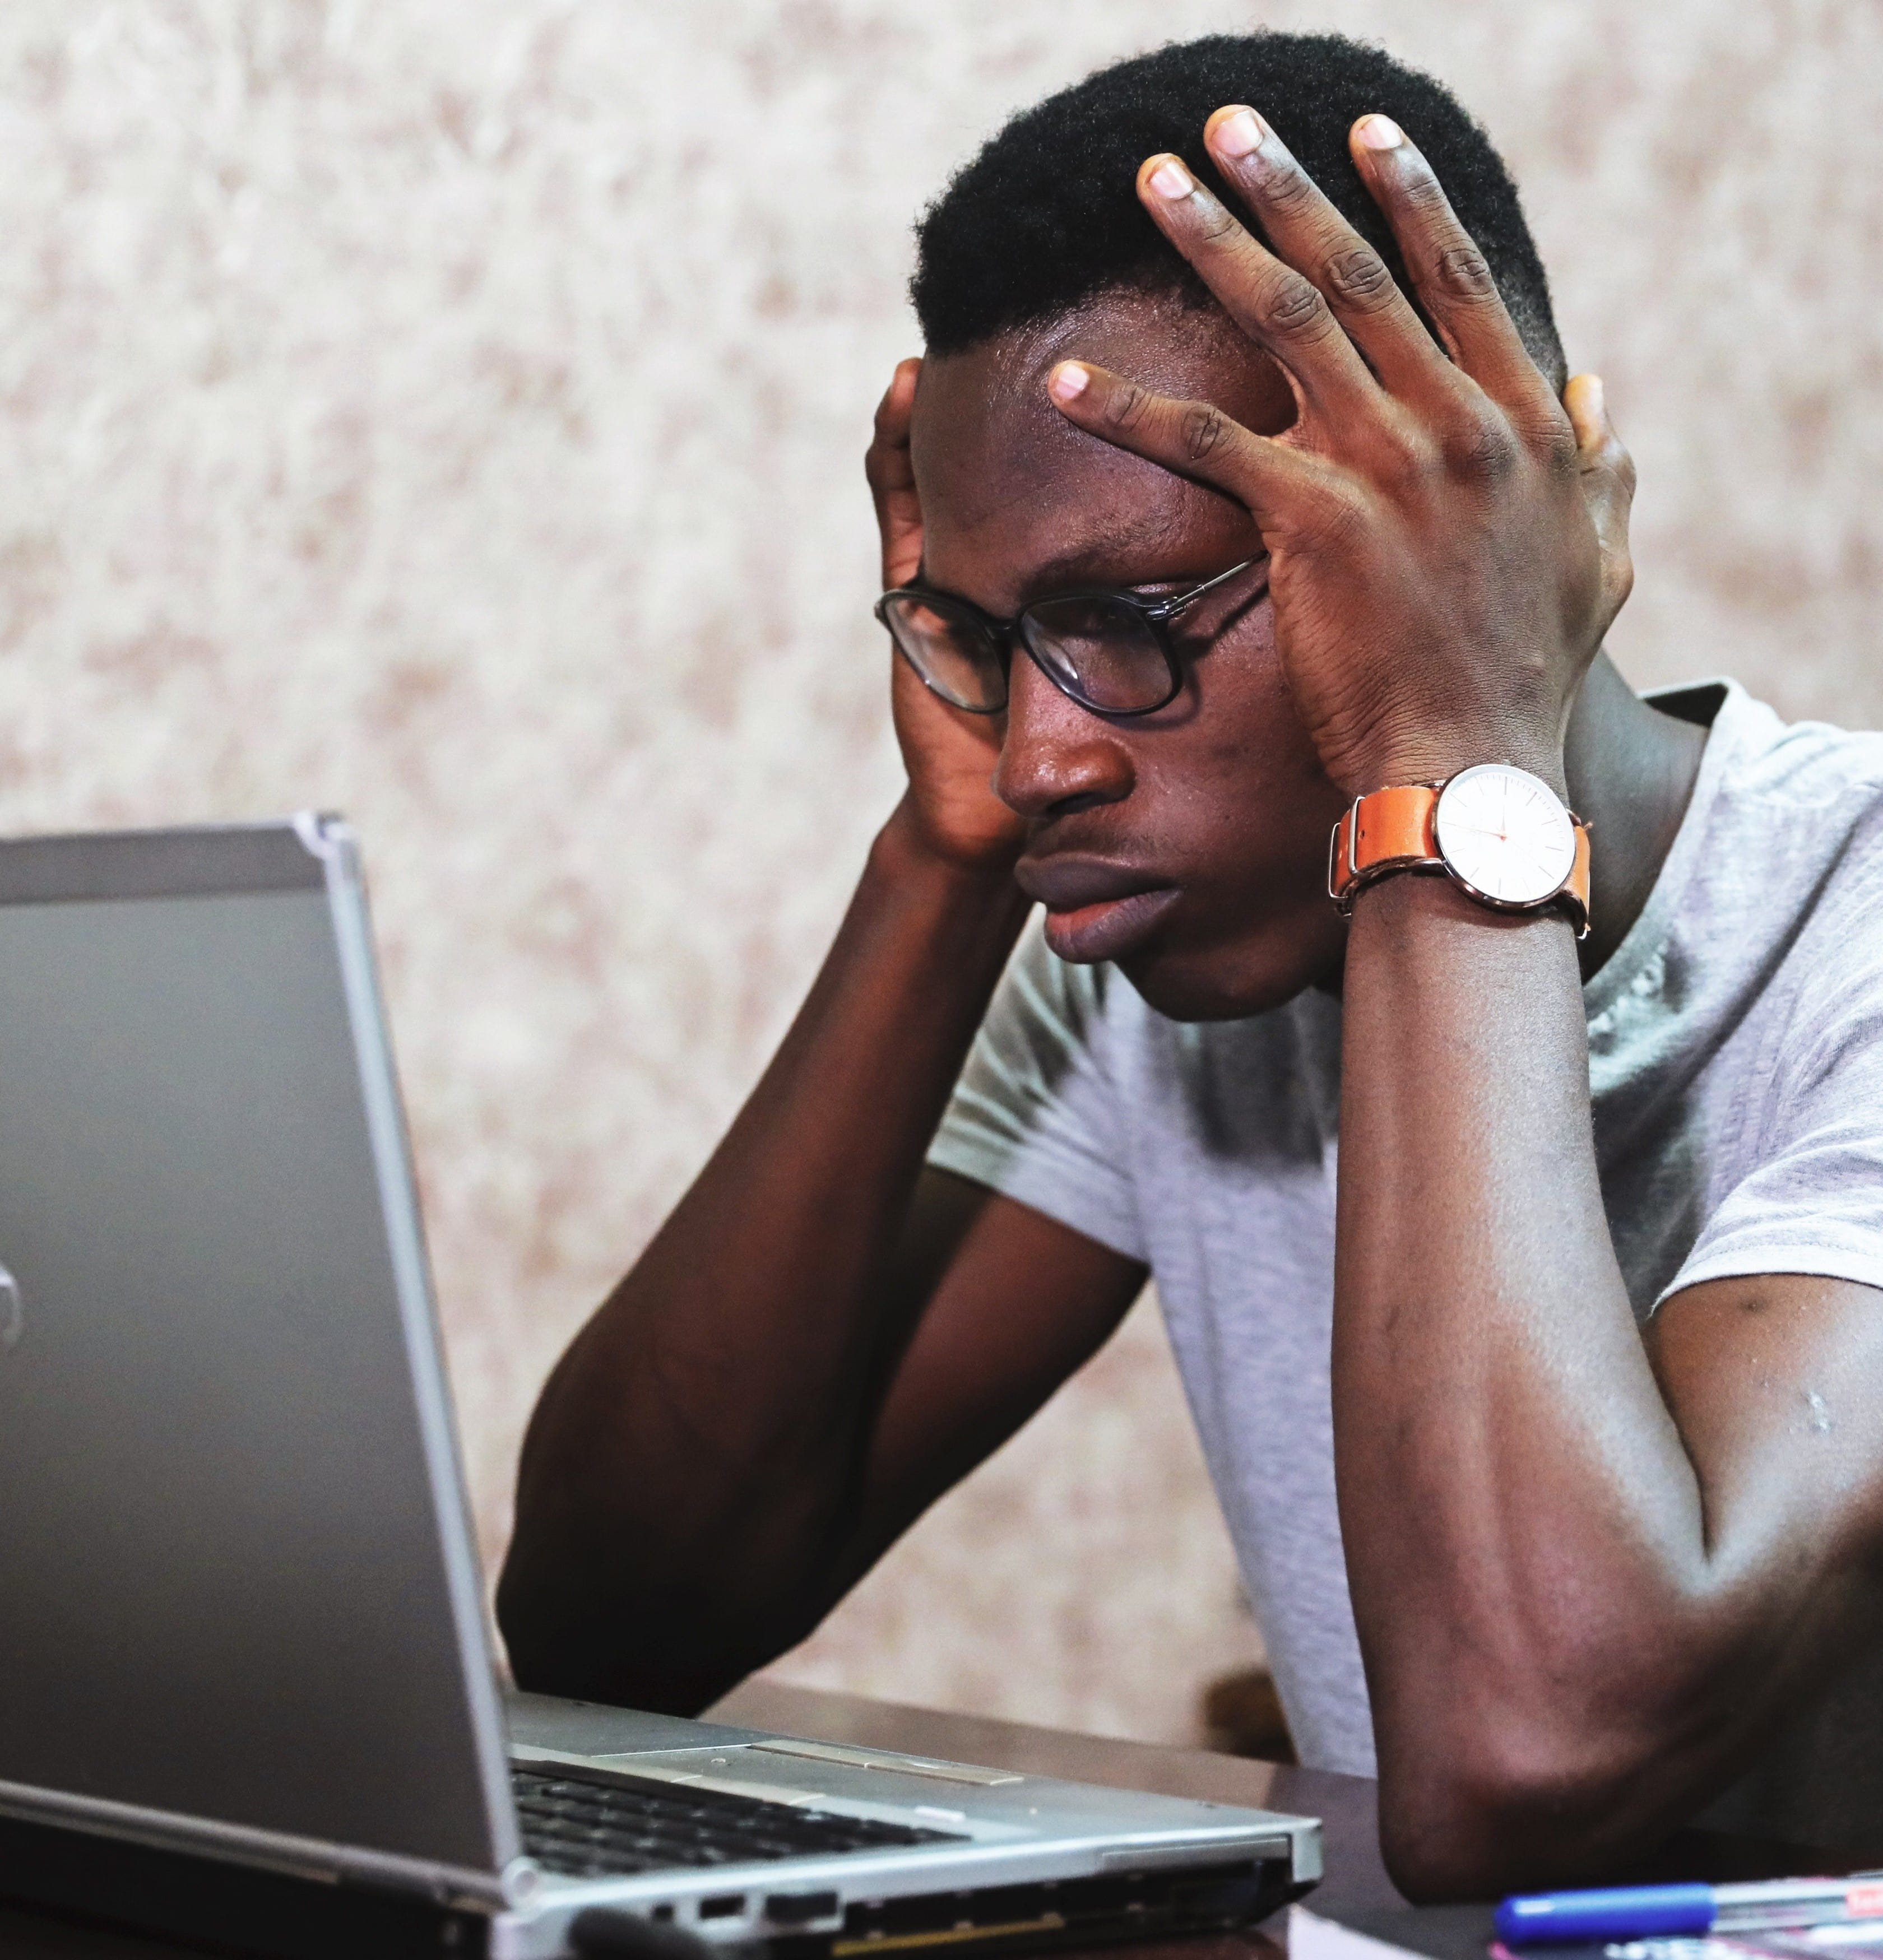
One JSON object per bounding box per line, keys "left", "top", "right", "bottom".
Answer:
{"left": 866, "top": 356, "right": 925, "bottom": 590}
{"left": 1565, "top": 373, "right": 1636, "bottom": 635}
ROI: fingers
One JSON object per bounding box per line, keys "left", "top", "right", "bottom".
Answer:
{"left": 866, "top": 356, "right": 924, "bottom": 590}
{"left": 1345, "top": 115, "right": 1549, "bottom": 411}
{"left": 1198, "top": 105, "right": 1451, "bottom": 401}
{"left": 1565, "top": 373, "right": 1637, "bottom": 634}
{"left": 1134, "top": 152, "right": 1380, "bottom": 422}
{"left": 1045, "top": 358, "right": 1344, "bottom": 543}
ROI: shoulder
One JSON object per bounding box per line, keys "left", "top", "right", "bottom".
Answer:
{"left": 1668, "top": 682, "right": 1883, "bottom": 928}
{"left": 1698, "top": 681, "right": 1883, "bottom": 816}
{"left": 1685, "top": 685, "right": 1883, "bottom": 1050}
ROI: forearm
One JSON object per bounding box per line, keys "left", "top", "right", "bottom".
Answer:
{"left": 1334, "top": 875, "right": 1717, "bottom": 1887}
{"left": 499, "top": 802, "right": 1030, "bottom": 1703}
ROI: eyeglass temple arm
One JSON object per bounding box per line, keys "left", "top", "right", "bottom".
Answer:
{"left": 1145, "top": 556, "right": 1261, "bottom": 622}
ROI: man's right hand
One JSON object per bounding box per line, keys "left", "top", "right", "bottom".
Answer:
{"left": 868, "top": 358, "right": 1028, "bottom": 875}
{"left": 500, "top": 363, "right": 1145, "bottom": 1717}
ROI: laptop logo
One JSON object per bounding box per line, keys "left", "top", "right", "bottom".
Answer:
{"left": 0, "top": 1264, "right": 21, "bottom": 1351}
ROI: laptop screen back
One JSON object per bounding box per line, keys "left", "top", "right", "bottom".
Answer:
{"left": 0, "top": 824, "right": 514, "bottom": 1884}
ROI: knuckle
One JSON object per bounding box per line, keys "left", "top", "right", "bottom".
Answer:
{"left": 1378, "top": 422, "right": 1439, "bottom": 490}
{"left": 1106, "top": 382, "right": 1152, "bottom": 433}
{"left": 1182, "top": 405, "right": 1230, "bottom": 464}
{"left": 1259, "top": 270, "right": 1331, "bottom": 341}
{"left": 1401, "top": 171, "right": 1451, "bottom": 218}
{"left": 1441, "top": 403, "right": 1520, "bottom": 478}
{"left": 1432, "top": 243, "right": 1497, "bottom": 302}
{"left": 1323, "top": 244, "right": 1397, "bottom": 314}
{"left": 1533, "top": 412, "right": 1581, "bottom": 476}
{"left": 1261, "top": 163, "right": 1317, "bottom": 216}
{"left": 1192, "top": 199, "right": 1241, "bottom": 245}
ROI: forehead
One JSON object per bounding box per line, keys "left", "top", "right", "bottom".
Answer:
{"left": 908, "top": 292, "right": 1292, "bottom": 610}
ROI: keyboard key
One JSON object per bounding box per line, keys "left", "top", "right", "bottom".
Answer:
{"left": 511, "top": 1763, "right": 967, "bottom": 1879}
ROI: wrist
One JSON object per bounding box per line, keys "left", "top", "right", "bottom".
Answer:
{"left": 1349, "top": 863, "right": 1575, "bottom": 934}
{"left": 871, "top": 797, "right": 1028, "bottom": 900}
{"left": 1336, "top": 724, "right": 1568, "bottom": 804}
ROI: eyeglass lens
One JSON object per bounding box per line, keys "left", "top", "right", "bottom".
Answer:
{"left": 1021, "top": 596, "right": 1175, "bottom": 714}
{"left": 881, "top": 592, "right": 1179, "bottom": 716}
{"left": 879, "top": 594, "right": 1008, "bottom": 712}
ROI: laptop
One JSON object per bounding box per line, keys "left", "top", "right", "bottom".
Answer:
{"left": 0, "top": 818, "right": 1320, "bottom": 1958}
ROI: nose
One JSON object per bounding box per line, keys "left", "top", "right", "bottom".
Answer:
{"left": 992, "top": 645, "right": 1136, "bottom": 821}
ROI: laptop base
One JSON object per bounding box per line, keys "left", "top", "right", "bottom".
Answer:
{"left": 0, "top": 1808, "right": 490, "bottom": 1959}
{"left": 0, "top": 1801, "right": 1312, "bottom": 1960}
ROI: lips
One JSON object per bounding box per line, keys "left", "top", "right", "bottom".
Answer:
{"left": 1015, "top": 856, "right": 1181, "bottom": 964}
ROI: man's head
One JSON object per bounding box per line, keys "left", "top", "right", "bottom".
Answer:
{"left": 903, "top": 34, "right": 1566, "bottom": 1020}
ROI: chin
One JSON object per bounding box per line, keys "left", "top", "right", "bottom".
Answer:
{"left": 1116, "top": 926, "right": 1342, "bottom": 1023}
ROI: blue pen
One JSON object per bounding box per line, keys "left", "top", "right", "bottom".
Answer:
{"left": 1496, "top": 1876, "right": 1883, "bottom": 1945}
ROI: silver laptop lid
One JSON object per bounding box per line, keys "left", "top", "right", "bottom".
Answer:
{"left": 0, "top": 819, "right": 522, "bottom": 1906}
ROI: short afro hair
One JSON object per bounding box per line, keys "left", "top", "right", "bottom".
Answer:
{"left": 912, "top": 32, "right": 1565, "bottom": 391}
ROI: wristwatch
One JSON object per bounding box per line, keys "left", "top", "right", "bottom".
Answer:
{"left": 1327, "top": 763, "right": 1591, "bottom": 936}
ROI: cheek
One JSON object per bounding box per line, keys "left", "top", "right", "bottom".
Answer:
{"left": 1186, "top": 609, "right": 1330, "bottom": 814}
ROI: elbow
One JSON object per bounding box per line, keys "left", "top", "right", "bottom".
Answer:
{"left": 497, "top": 1494, "right": 825, "bottom": 1716}
{"left": 497, "top": 1395, "right": 738, "bottom": 1712}
{"left": 492, "top": 1544, "right": 588, "bottom": 1703}
{"left": 495, "top": 1527, "right": 632, "bottom": 1707}
{"left": 1373, "top": 1663, "right": 1718, "bottom": 1900}
{"left": 1377, "top": 1735, "right": 1584, "bottom": 1902}
{"left": 496, "top": 1537, "right": 748, "bottom": 1716}
{"left": 1379, "top": 1730, "right": 1628, "bottom": 1902}
{"left": 494, "top": 1492, "right": 705, "bottom": 1713}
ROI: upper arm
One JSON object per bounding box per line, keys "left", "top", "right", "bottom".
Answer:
{"left": 1644, "top": 906, "right": 1883, "bottom": 1660}
{"left": 840, "top": 1164, "right": 1148, "bottom": 1586}
{"left": 1649, "top": 1271, "right": 1883, "bottom": 1669}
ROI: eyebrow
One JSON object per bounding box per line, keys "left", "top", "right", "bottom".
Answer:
{"left": 913, "top": 536, "right": 1210, "bottom": 600}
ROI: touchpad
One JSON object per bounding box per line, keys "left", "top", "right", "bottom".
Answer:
{"left": 504, "top": 1688, "right": 768, "bottom": 1758}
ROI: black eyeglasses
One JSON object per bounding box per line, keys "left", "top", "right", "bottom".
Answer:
{"left": 874, "top": 558, "right": 1266, "bottom": 718}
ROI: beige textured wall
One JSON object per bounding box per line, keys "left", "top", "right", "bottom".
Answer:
{"left": 2, "top": 1, "right": 1876, "bottom": 1746}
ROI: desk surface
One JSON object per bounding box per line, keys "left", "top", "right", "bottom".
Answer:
{"left": 0, "top": 1680, "right": 1836, "bottom": 1958}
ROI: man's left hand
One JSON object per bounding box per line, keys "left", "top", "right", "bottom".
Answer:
{"left": 1046, "top": 106, "right": 1635, "bottom": 802}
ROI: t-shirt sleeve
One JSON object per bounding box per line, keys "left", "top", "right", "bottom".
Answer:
{"left": 927, "top": 918, "right": 1149, "bottom": 1265}
{"left": 1661, "top": 906, "right": 1883, "bottom": 1307}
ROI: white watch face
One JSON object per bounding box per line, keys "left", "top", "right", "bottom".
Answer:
{"left": 1434, "top": 764, "right": 1576, "bottom": 907}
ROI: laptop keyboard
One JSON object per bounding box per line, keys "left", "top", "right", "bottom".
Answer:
{"left": 513, "top": 1763, "right": 971, "bottom": 1880}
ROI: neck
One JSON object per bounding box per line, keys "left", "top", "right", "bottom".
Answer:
{"left": 1563, "top": 652, "right": 1710, "bottom": 977}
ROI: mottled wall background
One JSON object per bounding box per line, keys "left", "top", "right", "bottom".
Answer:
{"left": 1, "top": 0, "right": 1875, "bottom": 1746}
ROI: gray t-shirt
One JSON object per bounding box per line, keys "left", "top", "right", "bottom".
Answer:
{"left": 930, "top": 680, "right": 1883, "bottom": 1850}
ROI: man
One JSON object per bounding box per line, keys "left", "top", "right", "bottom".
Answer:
{"left": 498, "top": 34, "right": 1883, "bottom": 1896}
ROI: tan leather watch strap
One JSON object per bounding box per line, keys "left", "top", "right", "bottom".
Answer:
{"left": 1328, "top": 780, "right": 1592, "bottom": 932}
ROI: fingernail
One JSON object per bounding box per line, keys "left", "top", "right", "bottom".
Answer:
{"left": 1212, "top": 108, "right": 1265, "bottom": 159}
{"left": 1147, "top": 157, "right": 1195, "bottom": 201}
{"left": 1049, "top": 363, "right": 1090, "bottom": 403}
{"left": 1355, "top": 114, "right": 1404, "bottom": 151}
